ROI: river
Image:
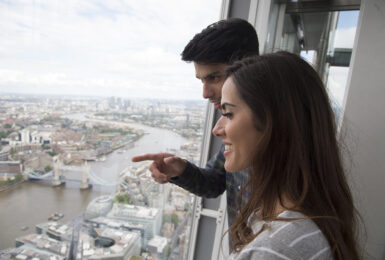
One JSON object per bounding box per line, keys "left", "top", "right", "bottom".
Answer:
{"left": 0, "top": 113, "right": 188, "bottom": 249}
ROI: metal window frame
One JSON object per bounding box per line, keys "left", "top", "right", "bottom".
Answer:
{"left": 187, "top": 1, "right": 278, "bottom": 259}
{"left": 285, "top": 0, "right": 360, "bottom": 13}
{"left": 186, "top": 1, "right": 232, "bottom": 259}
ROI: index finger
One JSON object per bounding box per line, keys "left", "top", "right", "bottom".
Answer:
{"left": 131, "top": 153, "right": 174, "bottom": 162}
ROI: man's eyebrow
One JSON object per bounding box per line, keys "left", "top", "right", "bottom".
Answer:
{"left": 196, "top": 71, "right": 222, "bottom": 79}
{"left": 221, "top": 102, "right": 236, "bottom": 111}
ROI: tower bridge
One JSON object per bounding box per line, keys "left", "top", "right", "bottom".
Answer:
{"left": 28, "top": 157, "right": 118, "bottom": 189}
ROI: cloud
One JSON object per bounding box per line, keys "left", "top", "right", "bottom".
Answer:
{"left": 334, "top": 27, "right": 357, "bottom": 49}
{"left": 327, "top": 66, "right": 350, "bottom": 108}
{"left": 0, "top": 0, "right": 222, "bottom": 100}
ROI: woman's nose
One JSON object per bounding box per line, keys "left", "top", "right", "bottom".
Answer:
{"left": 213, "top": 116, "right": 225, "bottom": 137}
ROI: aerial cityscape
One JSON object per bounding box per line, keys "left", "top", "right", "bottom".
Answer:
{"left": 0, "top": 94, "right": 207, "bottom": 260}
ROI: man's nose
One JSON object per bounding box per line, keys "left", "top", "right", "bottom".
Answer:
{"left": 202, "top": 83, "right": 214, "bottom": 99}
{"left": 213, "top": 116, "right": 225, "bottom": 137}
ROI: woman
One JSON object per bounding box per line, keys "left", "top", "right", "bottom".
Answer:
{"left": 213, "top": 52, "right": 360, "bottom": 259}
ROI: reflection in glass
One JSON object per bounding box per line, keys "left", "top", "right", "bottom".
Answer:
{"left": 278, "top": 10, "right": 359, "bottom": 116}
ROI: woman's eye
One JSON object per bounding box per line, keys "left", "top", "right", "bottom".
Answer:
{"left": 221, "top": 112, "right": 233, "bottom": 119}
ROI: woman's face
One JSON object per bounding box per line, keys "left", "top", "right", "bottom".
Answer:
{"left": 213, "top": 77, "right": 261, "bottom": 173}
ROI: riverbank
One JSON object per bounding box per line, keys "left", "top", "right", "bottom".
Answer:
{"left": 0, "top": 179, "right": 25, "bottom": 192}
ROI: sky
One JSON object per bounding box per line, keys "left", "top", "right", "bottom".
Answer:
{"left": 0, "top": 0, "right": 222, "bottom": 100}
{"left": 0, "top": 2, "right": 360, "bottom": 105}
{"left": 327, "top": 10, "right": 359, "bottom": 108}
{"left": 300, "top": 10, "right": 359, "bottom": 108}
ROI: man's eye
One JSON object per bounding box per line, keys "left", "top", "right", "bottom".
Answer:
{"left": 207, "top": 76, "right": 217, "bottom": 81}
{"left": 205, "top": 75, "right": 222, "bottom": 83}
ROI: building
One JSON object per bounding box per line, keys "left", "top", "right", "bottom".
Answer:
{"left": 0, "top": 146, "right": 10, "bottom": 161}
{"left": 107, "top": 204, "right": 162, "bottom": 247}
{"left": 0, "top": 161, "right": 22, "bottom": 173}
{"left": 20, "top": 129, "right": 31, "bottom": 144}
{"left": 0, "top": 245, "right": 65, "bottom": 260}
{"left": 15, "top": 233, "right": 69, "bottom": 257}
{"left": 15, "top": 225, "right": 141, "bottom": 260}
{"left": 147, "top": 236, "right": 168, "bottom": 260}
{"left": 31, "top": 130, "right": 52, "bottom": 145}
{"left": 84, "top": 195, "right": 114, "bottom": 220}
{"left": 36, "top": 222, "right": 73, "bottom": 241}
{"left": 81, "top": 228, "right": 141, "bottom": 259}
{"left": 88, "top": 216, "right": 145, "bottom": 243}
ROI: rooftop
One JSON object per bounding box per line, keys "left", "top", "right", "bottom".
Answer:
{"left": 108, "top": 204, "right": 159, "bottom": 219}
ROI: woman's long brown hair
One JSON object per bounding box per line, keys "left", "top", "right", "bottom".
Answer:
{"left": 226, "top": 52, "right": 360, "bottom": 259}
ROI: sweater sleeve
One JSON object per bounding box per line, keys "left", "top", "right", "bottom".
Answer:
{"left": 169, "top": 147, "right": 227, "bottom": 198}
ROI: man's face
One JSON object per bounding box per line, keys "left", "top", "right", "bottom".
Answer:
{"left": 194, "top": 62, "right": 227, "bottom": 109}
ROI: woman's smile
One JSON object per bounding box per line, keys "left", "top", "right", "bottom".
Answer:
{"left": 224, "top": 144, "right": 232, "bottom": 157}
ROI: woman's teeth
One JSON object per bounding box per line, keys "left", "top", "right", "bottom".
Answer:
{"left": 225, "top": 145, "right": 232, "bottom": 151}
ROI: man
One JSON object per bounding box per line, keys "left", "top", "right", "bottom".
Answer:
{"left": 132, "top": 18, "right": 259, "bottom": 227}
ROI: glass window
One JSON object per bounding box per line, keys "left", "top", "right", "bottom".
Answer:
{"left": 326, "top": 11, "right": 359, "bottom": 112}
{"left": 277, "top": 9, "right": 359, "bottom": 120}
{"left": 0, "top": 1, "right": 221, "bottom": 259}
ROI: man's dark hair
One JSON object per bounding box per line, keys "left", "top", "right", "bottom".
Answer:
{"left": 181, "top": 18, "right": 259, "bottom": 64}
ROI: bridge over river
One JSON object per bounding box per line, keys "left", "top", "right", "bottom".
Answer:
{"left": 27, "top": 160, "right": 119, "bottom": 190}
